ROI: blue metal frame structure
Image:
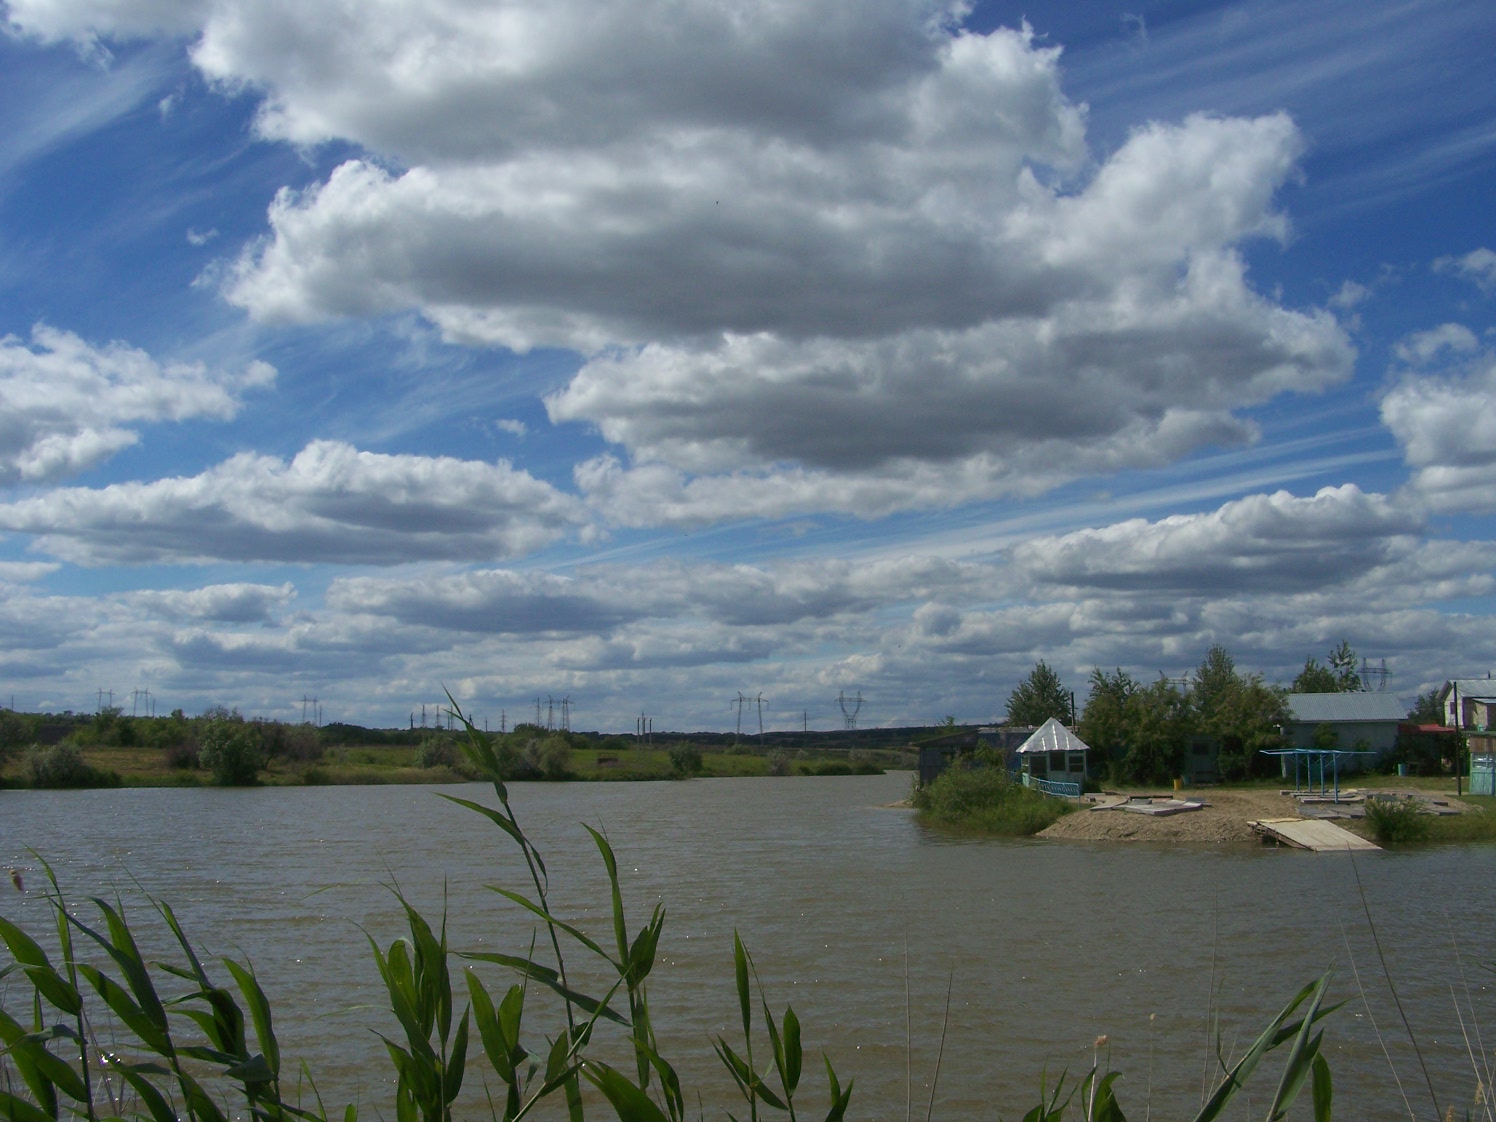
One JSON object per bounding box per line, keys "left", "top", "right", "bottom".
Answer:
{"left": 1261, "top": 747, "right": 1376, "bottom": 803}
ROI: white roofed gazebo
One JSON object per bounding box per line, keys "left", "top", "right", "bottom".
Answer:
{"left": 1015, "top": 717, "right": 1091, "bottom": 798}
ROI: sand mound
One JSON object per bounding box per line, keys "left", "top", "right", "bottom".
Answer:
{"left": 1036, "top": 789, "right": 1302, "bottom": 844}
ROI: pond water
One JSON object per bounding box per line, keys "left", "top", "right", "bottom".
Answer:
{"left": 2, "top": 774, "right": 1492, "bottom": 1121}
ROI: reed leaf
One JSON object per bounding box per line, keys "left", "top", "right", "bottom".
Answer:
{"left": 223, "top": 959, "right": 280, "bottom": 1080}
{"left": 460, "top": 952, "right": 627, "bottom": 1026}
{"left": 582, "top": 1060, "right": 671, "bottom": 1122}
{"left": 0, "top": 1088, "right": 59, "bottom": 1122}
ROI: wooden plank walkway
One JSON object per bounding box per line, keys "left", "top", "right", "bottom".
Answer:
{"left": 1250, "top": 818, "right": 1380, "bottom": 851}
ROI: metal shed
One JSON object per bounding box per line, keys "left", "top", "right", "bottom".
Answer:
{"left": 1471, "top": 733, "right": 1496, "bottom": 796}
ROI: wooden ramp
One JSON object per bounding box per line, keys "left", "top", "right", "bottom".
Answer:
{"left": 1250, "top": 818, "right": 1380, "bottom": 852}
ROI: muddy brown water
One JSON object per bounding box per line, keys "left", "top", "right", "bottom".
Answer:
{"left": 2, "top": 774, "right": 1492, "bottom": 1120}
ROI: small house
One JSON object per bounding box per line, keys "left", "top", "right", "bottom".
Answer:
{"left": 1439, "top": 678, "right": 1496, "bottom": 731}
{"left": 1282, "top": 693, "right": 1407, "bottom": 768}
{"left": 1015, "top": 718, "right": 1090, "bottom": 795}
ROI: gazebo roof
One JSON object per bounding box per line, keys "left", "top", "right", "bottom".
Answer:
{"left": 1014, "top": 717, "right": 1092, "bottom": 755}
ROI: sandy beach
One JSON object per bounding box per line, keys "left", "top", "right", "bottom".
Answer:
{"left": 1034, "top": 785, "right": 1479, "bottom": 844}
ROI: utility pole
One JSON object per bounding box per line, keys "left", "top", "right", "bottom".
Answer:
{"left": 501, "top": 708, "right": 507, "bottom": 734}
{"left": 755, "top": 692, "right": 766, "bottom": 743}
{"left": 1455, "top": 681, "right": 1462, "bottom": 797}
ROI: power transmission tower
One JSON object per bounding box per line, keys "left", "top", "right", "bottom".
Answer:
{"left": 837, "top": 690, "right": 863, "bottom": 730}
{"left": 732, "top": 693, "right": 750, "bottom": 743}
{"left": 754, "top": 692, "right": 766, "bottom": 742}
{"left": 560, "top": 696, "right": 571, "bottom": 732}
{"left": 535, "top": 698, "right": 543, "bottom": 728}
{"left": 1360, "top": 658, "right": 1390, "bottom": 691}
{"left": 500, "top": 708, "right": 507, "bottom": 734}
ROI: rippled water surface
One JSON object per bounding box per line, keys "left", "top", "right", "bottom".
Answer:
{"left": 3, "top": 775, "right": 1493, "bottom": 1120}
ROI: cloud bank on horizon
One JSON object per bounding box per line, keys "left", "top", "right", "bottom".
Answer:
{"left": 0, "top": 0, "right": 1492, "bottom": 728}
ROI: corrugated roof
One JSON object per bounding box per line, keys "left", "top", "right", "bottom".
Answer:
{"left": 1286, "top": 692, "right": 1407, "bottom": 724}
{"left": 1015, "top": 717, "right": 1093, "bottom": 754}
{"left": 1442, "top": 678, "right": 1496, "bottom": 701}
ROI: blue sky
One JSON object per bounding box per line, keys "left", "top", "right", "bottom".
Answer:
{"left": 0, "top": 0, "right": 1492, "bottom": 731}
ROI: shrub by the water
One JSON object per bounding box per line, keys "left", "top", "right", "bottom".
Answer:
{"left": 1365, "top": 795, "right": 1431, "bottom": 844}
{"left": 24, "top": 742, "right": 119, "bottom": 788}
{"left": 800, "top": 759, "right": 852, "bottom": 776}
{"left": 414, "top": 733, "right": 457, "bottom": 769}
{"left": 197, "top": 718, "right": 266, "bottom": 786}
{"left": 766, "top": 749, "right": 791, "bottom": 776}
{"left": 667, "top": 743, "right": 702, "bottom": 776}
{"left": 530, "top": 734, "right": 572, "bottom": 779}
{"left": 163, "top": 738, "right": 199, "bottom": 769}
{"left": 912, "top": 765, "right": 1073, "bottom": 835}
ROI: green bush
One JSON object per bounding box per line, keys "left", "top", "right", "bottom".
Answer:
{"left": 1365, "top": 796, "right": 1430, "bottom": 844}
{"left": 198, "top": 719, "right": 266, "bottom": 786}
{"left": 25, "top": 742, "right": 119, "bottom": 788}
{"left": 667, "top": 743, "right": 702, "bottom": 776}
{"left": 414, "top": 733, "right": 457, "bottom": 769}
{"left": 0, "top": 709, "right": 31, "bottom": 771}
{"left": 766, "top": 749, "right": 791, "bottom": 776}
{"left": 538, "top": 736, "right": 573, "bottom": 779}
{"left": 799, "top": 760, "right": 852, "bottom": 776}
{"left": 259, "top": 720, "right": 324, "bottom": 762}
{"left": 912, "top": 765, "right": 1073, "bottom": 836}
{"left": 164, "top": 738, "right": 199, "bottom": 769}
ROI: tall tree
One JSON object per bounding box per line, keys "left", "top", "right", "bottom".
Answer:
{"left": 1121, "top": 677, "right": 1190, "bottom": 785}
{"left": 1292, "top": 641, "right": 1362, "bottom": 693}
{"left": 1291, "top": 657, "right": 1339, "bottom": 693}
{"left": 1006, "top": 661, "right": 1072, "bottom": 726}
{"left": 1191, "top": 645, "right": 1238, "bottom": 724}
{"left": 1327, "top": 640, "right": 1362, "bottom": 691}
{"left": 1408, "top": 689, "right": 1443, "bottom": 724}
{"left": 1079, "top": 667, "right": 1137, "bottom": 756}
{"left": 1191, "top": 645, "right": 1287, "bottom": 779}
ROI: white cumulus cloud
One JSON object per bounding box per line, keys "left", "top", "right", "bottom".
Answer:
{"left": 0, "top": 440, "right": 587, "bottom": 564}
{"left": 133, "top": 581, "right": 297, "bottom": 622}
{"left": 1011, "top": 485, "right": 1423, "bottom": 595}
{"left": 1382, "top": 347, "right": 1496, "bottom": 513}
{"left": 0, "top": 324, "right": 274, "bottom": 485}
{"left": 9, "top": 0, "right": 1353, "bottom": 524}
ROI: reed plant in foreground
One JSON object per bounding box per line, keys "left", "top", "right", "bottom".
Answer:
{"left": 3, "top": 695, "right": 1341, "bottom": 1121}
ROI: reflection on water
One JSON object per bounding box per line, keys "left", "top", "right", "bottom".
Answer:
{"left": 2, "top": 774, "right": 1491, "bottom": 1120}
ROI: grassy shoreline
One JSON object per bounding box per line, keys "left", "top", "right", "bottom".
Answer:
{"left": 0, "top": 741, "right": 905, "bottom": 788}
